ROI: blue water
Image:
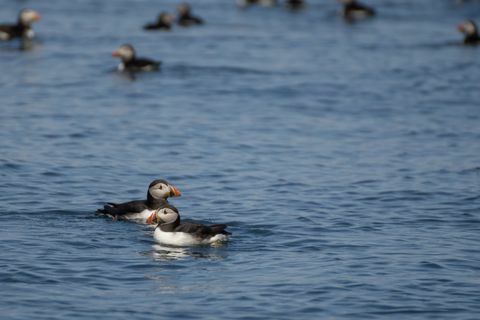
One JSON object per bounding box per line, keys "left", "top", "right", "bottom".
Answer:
{"left": 1, "top": 0, "right": 480, "bottom": 319}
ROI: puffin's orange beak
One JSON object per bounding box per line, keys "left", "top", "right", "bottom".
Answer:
{"left": 146, "top": 212, "right": 157, "bottom": 224}
{"left": 112, "top": 50, "right": 120, "bottom": 57}
{"left": 170, "top": 185, "right": 181, "bottom": 197}
{"left": 33, "top": 13, "right": 41, "bottom": 21}
{"left": 457, "top": 24, "right": 465, "bottom": 32}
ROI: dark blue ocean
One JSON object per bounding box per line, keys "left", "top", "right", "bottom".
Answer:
{"left": 1, "top": 0, "right": 480, "bottom": 319}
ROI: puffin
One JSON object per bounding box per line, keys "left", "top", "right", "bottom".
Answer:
{"left": 339, "top": 0, "right": 376, "bottom": 20}
{"left": 285, "top": 0, "right": 305, "bottom": 10}
{"left": 457, "top": 20, "right": 480, "bottom": 45}
{"left": 112, "top": 44, "right": 161, "bottom": 72}
{"left": 176, "top": 3, "right": 204, "bottom": 27}
{"left": 96, "top": 179, "right": 181, "bottom": 223}
{"left": 0, "top": 9, "right": 40, "bottom": 41}
{"left": 143, "top": 12, "right": 174, "bottom": 31}
{"left": 149, "top": 206, "right": 231, "bottom": 246}
{"left": 236, "top": 0, "right": 278, "bottom": 7}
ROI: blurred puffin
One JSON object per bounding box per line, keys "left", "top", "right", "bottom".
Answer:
{"left": 458, "top": 20, "right": 480, "bottom": 45}
{"left": 285, "top": 0, "right": 305, "bottom": 10}
{"left": 236, "top": 0, "right": 278, "bottom": 7}
{"left": 338, "top": 0, "right": 376, "bottom": 20}
{"left": 0, "top": 9, "right": 40, "bottom": 41}
{"left": 111, "top": 44, "right": 161, "bottom": 72}
{"left": 176, "top": 3, "right": 204, "bottom": 26}
{"left": 143, "top": 12, "right": 174, "bottom": 31}
{"left": 149, "top": 206, "right": 230, "bottom": 246}
{"left": 97, "top": 179, "right": 181, "bottom": 223}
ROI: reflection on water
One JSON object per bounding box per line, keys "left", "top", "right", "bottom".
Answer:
{"left": 0, "top": 39, "right": 40, "bottom": 52}
{"left": 151, "top": 243, "right": 190, "bottom": 260}
{"left": 113, "top": 70, "right": 137, "bottom": 82}
{"left": 19, "top": 39, "right": 37, "bottom": 51}
{"left": 150, "top": 243, "right": 229, "bottom": 261}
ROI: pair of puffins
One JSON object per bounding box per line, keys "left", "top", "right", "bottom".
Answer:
{"left": 144, "top": 3, "right": 203, "bottom": 31}
{"left": 97, "top": 179, "right": 230, "bottom": 246}
{"left": 112, "top": 3, "right": 203, "bottom": 72}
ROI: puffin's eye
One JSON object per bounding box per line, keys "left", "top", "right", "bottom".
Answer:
{"left": 159, "top": 185, "right": 163, "bottom": 190}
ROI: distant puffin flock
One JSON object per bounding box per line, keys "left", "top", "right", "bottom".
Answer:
{"left": 1, "top": 1, "right": 478, "bottom": 72}
{"left": 1, "top": 1, "right": 479, "bottom": 246}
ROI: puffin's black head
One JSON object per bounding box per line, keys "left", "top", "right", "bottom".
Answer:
{"left": 458, "top": 20, "right": 478, "bottom": 36}
{"left": 146, "top": 204, "right": 179, "bottom": 225}
{"left": 18, "top": 9, "right": 40, "bottom": 26}
{"left": 147, "top": 179, "right": 181, "bottom": 200}
{"left": 112, "top": 44, "right": 136, "bottom": 62}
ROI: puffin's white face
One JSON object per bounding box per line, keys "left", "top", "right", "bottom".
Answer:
{"left": 20, "top": 9, "right": 41, "bottom": 26}
{"left": 458, "top": 21, "right": 477, "bottom": 35}
{"left": 159, "top": 13, "right": 174, "bottom": 24}
{"left": 148, "top": 182, "right": 181, "bottom": 200}
{"left": 112, "top": 45, "right": 135, "bottom": 61}
{"left": 155, "top": 207, "right": 179, "bottom": 224}
{"left": 177, "top": 4, "right": 190, "bottom": 15}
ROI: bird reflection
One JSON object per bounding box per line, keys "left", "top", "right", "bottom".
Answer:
{"left": 151, "top": 244, "right": 189, "bottom": 260}
{"left": 19, "top": 39, "right": 37, "bottom": 51}
{"left": 150, "top": 243, "right": 228, "bottom": 261}
{"left": 113, "top": 70, "right": 137, "bottom": 81}
{"left": 0, "top": 38, "right": 39, "bottom": 52}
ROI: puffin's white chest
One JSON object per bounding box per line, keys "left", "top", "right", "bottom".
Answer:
{"left": 25, "top": 29, "right": 35, "bottom": 39}
{"left": 153, "top": 229, "right": 228, "bottom": 246}
{"left": 125, "top": 209, "right": 154, "bottom": 223}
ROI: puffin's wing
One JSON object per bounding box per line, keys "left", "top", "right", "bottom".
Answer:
{"left": 134, "top": 58, "right": 161, "bottom": 70}
{"left": 353, "top": 2, "right": 375, "bottom": 15}
{"left": 143, "top": 23, "right": 157, "bottom": 30}
{"left": 192, "top": 16, "right": 204, "bottom": 24}
{"left": 175, "top": 222, "right": 230, "bottom": 236}
{"left": 96, "top": 200, "right": 149, "bottom": 217}
{"left": 209, "top": 224, "right": 231, "bottom": 235}
{"left": 174, "top": 221, "right": 205, "bottom": 234}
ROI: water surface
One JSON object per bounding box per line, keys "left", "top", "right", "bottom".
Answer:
{"left": 1, "top": 1, "right": 480, "bottom": 319}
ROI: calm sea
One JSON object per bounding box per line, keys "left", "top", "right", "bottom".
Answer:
{"left": 1, "top": 1, "right": 480, "bottom": 319}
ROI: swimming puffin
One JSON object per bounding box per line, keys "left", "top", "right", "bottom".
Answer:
{"left": 143, "top": 12, "right": 174, "bottom": 31}
{"left": 339, "top": 0, "right": 376, "bottom": 20}
{"left": 236, "top": 0, "right": 278, "bottom": 7}
{"left": 0, "top": 9, "right": 40, "bottom": 41}
{"left": 457, "top": 20, "right": 480, "bottom": 45}
{"left": 176, "top": 3, "right": 204, "bottom": 27}
{"left": 96, "top": 179, "right": 181, "bottom": 223}
{"left": 285, "top": 0, "right": 305, "bottom": 10}
{"left": 149, "top": 206, "right": 231, "bottom": 246}
{"left": 112, "top": 44, "right": 161, "bottom": 72}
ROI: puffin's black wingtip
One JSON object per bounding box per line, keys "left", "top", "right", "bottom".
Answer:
{"left": 210, "top": 224, "right": 231, "bottom": 235}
